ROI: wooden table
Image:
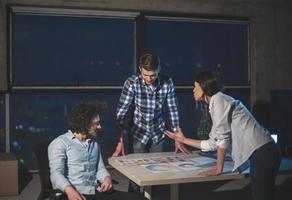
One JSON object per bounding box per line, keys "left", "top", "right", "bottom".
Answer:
{"left": 108, "top": 151, "right": 244, "bottom": 200}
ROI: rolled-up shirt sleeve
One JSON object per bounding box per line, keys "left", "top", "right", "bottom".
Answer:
{"left": 201, "top": 93, "right": 231, "bottom": 151}
{"left": 200, "top": 127, "right": 218, "bottom": 151}
{"left": 200, "top": 131, "right": 230, "bottom": 151}
{"left": 48, "top": 139, "right": 71, "bottom": 191}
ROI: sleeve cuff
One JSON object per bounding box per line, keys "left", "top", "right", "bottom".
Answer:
{"left": 200, "top": 140, "right": 212, "bottom": 152}
{"left": 215, "top": 139, "right": 229, "bottom": 149}
{"left": 200, "top": 139, "right": 228, "bottom": 152}
{"left": 97, "top": 173, "right": 111, "bottom": 183}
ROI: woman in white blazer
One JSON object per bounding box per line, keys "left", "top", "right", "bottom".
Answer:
{"left": 165, "top": 70, "right": 281, "bottom": 200}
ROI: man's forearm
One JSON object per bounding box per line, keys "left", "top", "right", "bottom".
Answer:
{"left": 50, "top": 171, "right": 72, "bottom": 192}
{"left": 112, "top": 128, "right": 125, "bottom": 156}
{"left": 116, "top": 127, "right": 125, "bottom": 141}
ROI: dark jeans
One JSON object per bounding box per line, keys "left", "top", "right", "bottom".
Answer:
{"left": 249, "top": 141, "right": 281, "bottom": 200}
{"left": 128, "top": 136, "right": 164, "bottom": 194}
{"left": 52, "top": 190, "right": 147, "bottom": 200}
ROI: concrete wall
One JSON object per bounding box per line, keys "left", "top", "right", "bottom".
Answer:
{"left": 0, "top": 0, "right": 292, "bottom": 103}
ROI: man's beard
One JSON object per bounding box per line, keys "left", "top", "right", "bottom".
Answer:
{"left": 87, "top": 130, "right": 98, "bottom": 140}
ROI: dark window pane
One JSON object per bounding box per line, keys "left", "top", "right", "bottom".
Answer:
{"left": 147, "top": 19, "right": 249, "bottom": 85}
{"left": 224, "top": 88, "right": 251, "bottom": 109}
{"left": 12, "top": 14, "right": 134, "bottom": 86}
{"left": 10, "top": 92, "right": 120, "bottom": 170}
{"left": 0, "top": 94, "right": 4, "bottom": 152}
{"left": 164, "top": 91, "right": 201, "bottom": 151}
{"left": 176, "top": 92, "right": 199, "bottom": 138}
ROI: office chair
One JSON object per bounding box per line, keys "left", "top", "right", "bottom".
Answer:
{"left": 33, "top": 141, "right": 64, "bottom": 200}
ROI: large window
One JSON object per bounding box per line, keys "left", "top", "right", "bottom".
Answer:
{"left": 146, "top": 16, "right": 250, "bottom": 141}
{"left": 147, "top": 17, "right": 249, "bottom": 86}
{"left": 9, "top": 92, "right": 120, "bottom": 169}
{"left": 8, "top": 7, "right": 138, "bottom": 170}
{"left": 11, "top": 8, "right": 136, "bottom": 87}
{"left": 7, "top": 7, "right": 250, "bottom": 170}
{"left": 224, "top": 88, "right": 250, "bottom": 108}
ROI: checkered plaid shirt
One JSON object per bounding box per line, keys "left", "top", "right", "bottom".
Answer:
{"left": 116, "top": 74, "right": 180, "bottom": 144}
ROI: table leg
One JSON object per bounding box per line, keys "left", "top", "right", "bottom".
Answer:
{"left": 170, "top": 184, "right": 179, "bottom": 200}
{"left": 144, "top": 186, "right": 152, "bottom": 200}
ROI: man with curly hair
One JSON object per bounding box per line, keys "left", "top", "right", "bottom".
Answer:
{"left": 48, "top": 101, "right": 146, "bottom": 200}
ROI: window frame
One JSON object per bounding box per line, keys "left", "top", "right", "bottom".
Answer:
{"left": 5, "top": 6, "right": 251, "bottom": 170}
{"left": 9, "top": 6, "right": 140, "bottom": 90}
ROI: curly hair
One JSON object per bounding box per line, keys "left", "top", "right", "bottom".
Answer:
{"left": 68, "top": 101, "right": 107, "bottom": 135}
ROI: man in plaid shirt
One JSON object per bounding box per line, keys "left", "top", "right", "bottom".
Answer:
{"left": 112, "top": 53, "right": 190, "bottom": 193}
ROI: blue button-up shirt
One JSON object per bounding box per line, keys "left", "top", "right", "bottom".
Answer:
{"left": 116, "top": 74, "right": 180, "bottom": 144}
{"left": 48, "top": 130, "right": 110, "bottom": 194}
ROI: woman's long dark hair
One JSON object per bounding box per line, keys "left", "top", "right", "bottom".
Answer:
{"left": 195, "top": 70, "right": 223, "bottom": 96}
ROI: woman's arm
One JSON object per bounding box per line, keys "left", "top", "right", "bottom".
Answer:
{"left": 198, "top": 147, "right": 227, "bottom": 176}
{"left": 164, "top": 129, "right": 202, "bottom": 149}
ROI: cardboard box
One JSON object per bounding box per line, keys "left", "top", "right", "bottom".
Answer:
{"left": 0, "top": 153, "right": 18, "bottom": 196}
